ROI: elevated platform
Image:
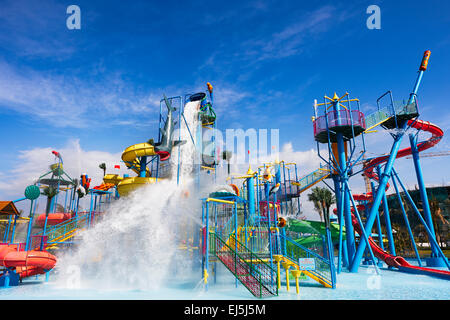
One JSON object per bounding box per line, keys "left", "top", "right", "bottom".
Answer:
{"left": 365, "top": 100, "right": 419, "bottom": 131}
{"left": 382, "top": 101, "right": 419, "bottom": 129}
{"left": 314, "top": 110, "right": 366, "bottom": 143}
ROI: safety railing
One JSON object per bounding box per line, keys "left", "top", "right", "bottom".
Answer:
{"left": 313, "top": 110, "right": 366, "bottom": 137}
{"left": 293, "top": 164, "right": 330, "bottom": 193}
{"left": 35, "top": 213, "right": 91, "bottom": 244}
{"left": 211, "top": 232, "right": 278, "bottom": 298}
{"left": 279, "top": 233, "right": 333, "bottom": 287}
{"left": 365, "top": 100, "right": 418, "bottom": 131}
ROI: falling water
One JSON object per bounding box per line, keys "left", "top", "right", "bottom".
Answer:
{"left": 55, "top": 99, "right": 205, "bottom": 291}
{"left": 169, "top": 100, "right": 200, "bottom": 181}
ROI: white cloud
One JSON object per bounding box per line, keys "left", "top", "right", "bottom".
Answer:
{"left": 0, "top": 60, "right": 161, "bottom": 128}
{"left": 239, "top": 5, "right": 337, "bottom": 61}
{"left": 0, "top": 139, "right": 128, "bottom": 201}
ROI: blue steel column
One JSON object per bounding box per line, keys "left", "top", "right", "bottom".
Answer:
{"left": 333, "top": 96, "right": 356, "bottom": 266}
{"left": 246, "top": 174, "right": 255, "bottom": 224}
{"left": 265, "top": 182, "right": 274, "bottom": 272}
{"left": 349, "top": 128, "right": 407, "bottom": 272}
{"left": 377, "top": 165, "right": 396, "bottom": 257}
{"left": 139, "top": 156, "right": 147, "bottom": 177}
{"left": 391, "top": 175, "right": 422, "bottom": 266}
{"left": 392, "top": 168, "right": 450, "bottom": 270}
{"left": 333, "top": 175, "right": 348, "bottom": 272}
{"left": 350, "top": 52, "right": 429, "bottom": 272}
{"left": 409, "top": 133, "right": 443, "bottom": 265}
{"left": 25, "top": 199, "right": 37, "bottom": 251}
{"left": 204, "top": 201, "right": 209, "bottom": 289}
{"left": 371, "top": 181, "right": 384, "bottom": 251}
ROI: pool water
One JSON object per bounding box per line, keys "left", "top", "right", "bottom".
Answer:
{"left": 1, "top": 263, "right": 449, "bottom": 300}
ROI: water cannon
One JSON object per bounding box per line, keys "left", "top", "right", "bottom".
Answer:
{"left": 52, "top": 150, "right": 63, "bottom": 163}
{"left": 409, "top": 50, "right": 431, "bottom": 104}
{"left": 207, "top": 82, "right": 213, "bottom": 94}
{"left": 419, "top": 50, "right": 431, "bottom": 71}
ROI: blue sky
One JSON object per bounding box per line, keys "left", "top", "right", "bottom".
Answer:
{"left": 0, "top": 0, "right": 450, "bottom": 202}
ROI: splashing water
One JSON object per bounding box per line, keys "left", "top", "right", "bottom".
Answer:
{"left": 169, "top": 100, "right": 200, "bottom": 180}
{"left": 55, "top": 100, "right": 205, "bottom": 291}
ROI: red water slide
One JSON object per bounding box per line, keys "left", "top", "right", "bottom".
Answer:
{"left": 350, "top": 212, "right": 450, "bottom": 279}
{"left": 353, "top": 119, "right": 443, "bottom": 201}
{"left": 36, "top": 212, "right": 73, "bottom": 227}
{"left": 350, "top": 119, "right": 450, "bottom": 279}
{"left": 0, "top": 244, "right": 57, "bottom": 279}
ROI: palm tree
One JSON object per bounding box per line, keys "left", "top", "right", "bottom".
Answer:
{"left": 99, "top": 163, "right": 106, "bottom": 177}
{"left": 308, "top": 186, "right": 336, "bottom": 224}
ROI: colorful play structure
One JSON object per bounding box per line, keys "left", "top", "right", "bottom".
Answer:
{"left": 198, "top": 50, "right": 449, "bottom": 298}
{"left": 1, "top": 51, "right": 449, "bottom": 297}
{"left": 311, "top": 50, "right": 449, "bottom": 279}
{"left": 0, "top": 151, "right": 114, "bottom": 286}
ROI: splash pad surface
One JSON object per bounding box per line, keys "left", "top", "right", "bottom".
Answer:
{"left": 2, "top": 263, "right": 449, "bottom": 300}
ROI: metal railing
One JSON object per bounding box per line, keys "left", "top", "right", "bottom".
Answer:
{"left": 294, "top": 164, "right": 330, "bottom": 193}
{"left": 279, "top": 233, "right": 333, "bottom": 287}
{"left": 314, "top": 110, "right": 366, "bottom": 137}
{"left": 211, "top": 232, "right": 278, "bottom": 298}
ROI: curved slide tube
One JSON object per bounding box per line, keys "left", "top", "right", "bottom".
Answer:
{"left": 118, "top": 143, "right": 158, "bottom": 196}
{"left": 0, "top": 244, "right": 57, "bottom": 279}
{"left": 354, "top": 119, "right": 443, "bottom": 201}
{"left": 350, "top": 119, "right": 449, "bottom": 279}
{"left": 350, "top": 212, "right": 450, "bottom": 280}
{"left": 36, "top": 212, "right": 72, "bottom": 227}
{"left": 121, "top": 143, "right": 156, "bottom": 177}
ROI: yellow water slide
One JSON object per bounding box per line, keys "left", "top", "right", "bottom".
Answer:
{"left": 104, "top": 143, "right": 158, "bottom": 197}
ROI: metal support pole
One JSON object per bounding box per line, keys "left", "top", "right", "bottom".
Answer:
{"left": 377, "top": 166, "right": 396, "bottom": 257}
{"left": 324, "top": 204, "right": 337, "bottom": 288}
{"left": 350, "top": 124, "right": 407, "bottom": 272}
{"left": 9, "top": 214, "right": 19, "bottom": 245}
{"left": 4, "top": 215, "right": 12, "bottom": 243}
{"left": 337, "top": 132, "right": 356, "bottom": 266}
{"left": 345, "top": 181, "right": 380, "bottom": 275}
{"left": 409, "top": 133, "right": 440, "bottom": 260}
{"left": 25, "top": 199, "right": 36, "bottom": 251}
{"left": 392, "top": 168, "right": 450, "bottom": 270}
{"left": 265, "top": 182, "right": 274, "bottom": 275}
{"left": 390, "top": 174, "right": 422, "bottom": 266}
{"left": 205, "top": 201, "right": 209, "bottom": 289}
{"left": 370, "top": 181, "right": 385, "bottom": 252}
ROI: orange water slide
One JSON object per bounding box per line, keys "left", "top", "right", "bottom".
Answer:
{"left": 0, "top": 244, "right": 57, "bottom": 279}
{"left": 36, "top": 212, "right": 73, "bottom": 227}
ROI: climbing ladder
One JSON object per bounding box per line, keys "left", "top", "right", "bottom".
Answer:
{"left": 211, "top": 232, "right": 278, "bottom": 298}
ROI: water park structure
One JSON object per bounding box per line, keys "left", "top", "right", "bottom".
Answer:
{"left": 1, "top": 50, "right": 449, "bottom": 299}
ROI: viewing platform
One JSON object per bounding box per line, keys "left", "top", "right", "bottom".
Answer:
{"left": 313, "top": 109, "right": 366, "bottom": 143}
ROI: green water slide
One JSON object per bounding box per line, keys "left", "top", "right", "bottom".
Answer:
{"left": 286, "top": 218, "right": 345, "bottom": 246}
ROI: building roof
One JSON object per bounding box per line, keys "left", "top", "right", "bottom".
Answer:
{"left": 0, "top": 201, "right": 20, "bottom": 216}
